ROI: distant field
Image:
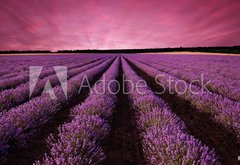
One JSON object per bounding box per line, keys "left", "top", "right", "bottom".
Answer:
{"left": 1, "top": 51, "right": 240, "bottom": 56}
{"left": 142, "top": 51, "right": 240, "bottom": 56}
{"left": 0, "top": 53, "right": 239, "bottom": 164}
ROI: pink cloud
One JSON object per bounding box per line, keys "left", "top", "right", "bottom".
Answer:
{"left": 0, "top": 0, "right": 239, "bottom": 50}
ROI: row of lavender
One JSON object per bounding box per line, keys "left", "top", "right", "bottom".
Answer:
{"left": 0, "top": 57, "right": 80, "bottom": 89}
{"left": 0, "top": 54, "right": 103, "bottom": 78}
{"left": 0, "top": 57, "right": 115, "bottom": 162}
{"left": 0, "top": 57, "right": 76, "bottom": 81}
{"left": 0, "top": 56, "right": 70, "bottom": 77}
{"left": 126, "top": 57, "right": 240, "bottom": 138}
{"left": 0, "top": 55, "right": 106, "bottom": 91}
{"left": 0, "top": 54, "right": 236, "bottom": 164}
{"left": 0, "top": 57, "right": 107, "bottom": 111}
{"left": 35, "top": 57, "right": 120, "bottom": 164}
{"left": 131, "top": 54, "right": 240, "bottom": 101}
{"left": 121, "top": 57, "right": 220, "bottom": 164}
{"left": 144, "top": 54, "right": 240, "bottom": 80}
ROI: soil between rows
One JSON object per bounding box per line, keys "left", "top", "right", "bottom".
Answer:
{"left": 5, "top": 59, "right": 114, "bottom": 165}
{"left": 100, "top": 62, "right": 146, "bottom": 165}
{"left": 126, "top": 58, "right": 240, "bottom": 165}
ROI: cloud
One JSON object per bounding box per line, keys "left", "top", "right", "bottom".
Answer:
{"left": 0, "top": 0, "right": 239, "bottom": 50}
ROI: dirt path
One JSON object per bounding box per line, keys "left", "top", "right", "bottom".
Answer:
{"left": 127, "top": 59, "right": 240, "bottom": 165}
{"left": 5, "top": 60, "right": 113, "bottom": 165}
{"left": 100, "top": 63, "right": 145, "bottom": 165}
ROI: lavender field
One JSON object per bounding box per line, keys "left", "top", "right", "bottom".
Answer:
{"left": 0, "top": 53, "right": 239, "bottom": 165}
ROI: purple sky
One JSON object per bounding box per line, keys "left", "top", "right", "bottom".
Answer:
{"left": 0, "top": 0, "right": 239, "bottom": 50}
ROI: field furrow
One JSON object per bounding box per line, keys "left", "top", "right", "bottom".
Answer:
{"left": 125, "top": 57, "right": 240, "bottom": 164}
{"left": 0, "top": 53, "right": 239, "bottom": 165}
{"left": 122, "top": 57, "right": 220, "bottom": 164}
{"left": 35, "top": 57, "right": 120, "bottom": 164}
{"left": 0, "top": 57, "right": 115, "bottom": 163}
{"left": 0, "top": 57, "right": 105, "bottom": 91}
{"left": 0, "top": 57, "right": 108, "bottom": 111}
{"left": 133, "top": 57, "right": 240, "bottom": 102}
{"left": 126, "top": 57, "right": 240, "bottom": 136}
{"left": 100, "top": 59, "right": 145, "bottom": 165}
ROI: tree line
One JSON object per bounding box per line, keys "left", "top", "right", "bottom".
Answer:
{"left": 0, "top": 46, "right": 239, "bottom": 54}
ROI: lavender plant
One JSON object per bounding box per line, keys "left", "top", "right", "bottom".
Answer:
{"left": 122, "top": 57, "right": 220, "bottom": 165}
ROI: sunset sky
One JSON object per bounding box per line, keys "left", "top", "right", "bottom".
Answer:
{"left": 0, "top": 0, "right": 239, "bottom": 51}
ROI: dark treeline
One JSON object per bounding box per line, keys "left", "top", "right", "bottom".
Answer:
{"left": 57, "top": 46, "right": 240, "bottom": 54}
{"left": 0, "top": 46, "right": 239, "bottom": 54}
